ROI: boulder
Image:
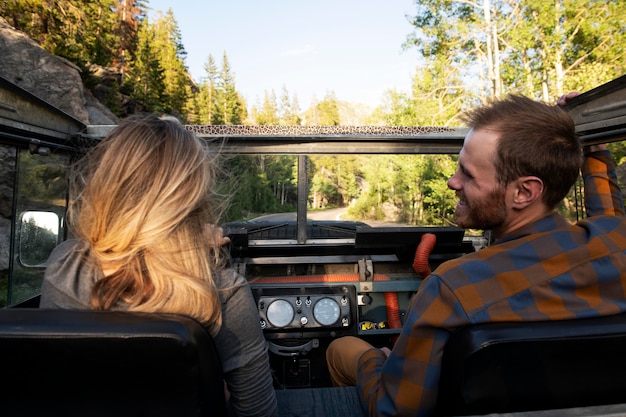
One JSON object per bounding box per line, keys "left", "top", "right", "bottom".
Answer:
{"left": 0, "top": 17, "right": 118, "bottom": 125}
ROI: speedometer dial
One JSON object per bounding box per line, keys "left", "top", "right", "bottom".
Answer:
{"left": 266, "top": 299, "right": 294, "bottom": 328}
{"left": 313, "top": 297, "right": 340, "bottom": 326}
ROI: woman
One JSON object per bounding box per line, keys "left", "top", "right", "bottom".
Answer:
{"left": 40, "top": 114, "right": 277, "bottom": 417}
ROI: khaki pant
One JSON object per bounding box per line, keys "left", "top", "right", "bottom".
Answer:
{"left": 326, "top": 336, "right": 375, "bottom": 386}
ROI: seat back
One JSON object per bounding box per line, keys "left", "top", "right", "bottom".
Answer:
{"left": 0, "top": 308, "right": 226, "bottom": 417}
{"left": 436, "top": 313, "right": 626, "bottom": 416}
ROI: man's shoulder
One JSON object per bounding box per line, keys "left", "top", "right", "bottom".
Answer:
{"left": 431, "top": 227, "right": 569, "bottom": 289}
{"left": 432, "top": 215, "right": 626, "bottom": 293}
{"left": 580, "top": 214, "right": 626, "bottom": 231}
{"left": 433, "top": 246, "right": 498, "bottom": 279}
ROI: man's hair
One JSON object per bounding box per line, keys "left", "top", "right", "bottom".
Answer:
{"left": 461, "top": 95, "right": 582, "bottom": 209}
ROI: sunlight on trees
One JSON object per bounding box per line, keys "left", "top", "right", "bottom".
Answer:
{"left": 1, "top": 0, "right": 623, "bottom": 226}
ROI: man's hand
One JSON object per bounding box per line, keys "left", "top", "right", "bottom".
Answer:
{"left": 558, "top": 92, "right": 607, "bottom": 153}
{"left": 380, "top": 347, "right": 391, "bottom": 358}
{"left": 557, "top": 91, "right": 581, "bottom": 106}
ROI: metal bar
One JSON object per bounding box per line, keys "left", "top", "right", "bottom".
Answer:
{"left": 244, "top": 254, "right": 398, "bottom": 265}
{"left": 564, "top": 74, "right": 626, "bottom": 144}
{"left": 0, "top": 130, "right": 76, "bottom": 152}
{"left": 297, "top": 155, "right": 307, "bottom": 244}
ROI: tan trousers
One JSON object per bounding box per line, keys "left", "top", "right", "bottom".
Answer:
{"left": 326, "top": 336, "right": 375, "bottom": 386}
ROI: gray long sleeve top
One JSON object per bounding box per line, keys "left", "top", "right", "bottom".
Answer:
{"left": 40, "top": 239, "right": 278, "bottom": 417}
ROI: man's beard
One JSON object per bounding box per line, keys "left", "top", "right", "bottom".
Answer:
{"left": 454, "top": 186, "right": 507, "bottom": 231}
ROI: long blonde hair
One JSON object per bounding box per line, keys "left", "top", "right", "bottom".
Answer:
{"left": 69, "top": 114, "right": 224, "bottom": 334}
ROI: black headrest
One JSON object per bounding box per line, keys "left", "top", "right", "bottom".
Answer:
{"left": 437, "top": 313, "right": 626, "bottom": 416}
{"left": 0, "top": 309, "right": 226, "bottom": 417}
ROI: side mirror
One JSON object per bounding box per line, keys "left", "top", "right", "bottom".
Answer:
{"left": 19, "top": 211, "right": 60, "bottom": 267}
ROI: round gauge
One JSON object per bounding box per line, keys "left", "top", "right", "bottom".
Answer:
{"left": 266, "top": 299, "right": 294, "bottom": 328}
{"left": 313, "top": 297, "right": 341, "bottom": 326}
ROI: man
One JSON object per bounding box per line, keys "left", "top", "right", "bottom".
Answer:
{"left": 326, "top": 94, "right": 626, "bottom": 417}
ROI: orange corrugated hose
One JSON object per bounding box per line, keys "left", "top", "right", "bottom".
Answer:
{"left": 413, "top": 233, "right": 437, "bottom": 279}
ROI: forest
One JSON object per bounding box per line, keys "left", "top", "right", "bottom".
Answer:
{"left": 1, "top": 1, "right": 625, "bottom": 227}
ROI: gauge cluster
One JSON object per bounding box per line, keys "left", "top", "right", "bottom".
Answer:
{"left": 253, "top": 285, "right": 357, "bottom": 338}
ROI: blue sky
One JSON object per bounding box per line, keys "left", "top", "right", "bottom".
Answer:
{"left": 146, "top": 1, "right": 420, "bottom": 109}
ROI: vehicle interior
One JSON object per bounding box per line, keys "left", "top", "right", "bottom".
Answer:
{"left": 1, "top": 73, "right": 626, "bottom": 416}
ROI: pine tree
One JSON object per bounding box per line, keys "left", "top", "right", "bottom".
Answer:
{"left": 123, "top": 19, "right": 167, "bottom": 113}
{"left": 278, "top": 85, "right": 302, "bottom": 126}
{"left": 305, "top": 92, "right": 340, "bottom": 125}
{"left": 1, "top": 0, "right": 119, "bottom": 70}
{"left": 254, "top": 90, "right": 279, "bottom": 125}
{"left": 193, "top": 54, "right": 220, "bottom": 124}
{"left": 114, "top": 0, "right": 145, "bottom": 83}
{"left": 150, "top": 9, "right": 189, "bottom": 117}
{"left": 215, "top": 52, "right": 246, "bottom": 125}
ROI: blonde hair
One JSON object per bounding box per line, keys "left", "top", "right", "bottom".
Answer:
{"left": 69, "top": 114, "right": 224, "bottom": 335}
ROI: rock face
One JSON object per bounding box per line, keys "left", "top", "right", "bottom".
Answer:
{"left": 0, "top": 17, "right": 118, "bottom": 125}
{"left": 0, "top": 18, "right": 119, "bottom": 297}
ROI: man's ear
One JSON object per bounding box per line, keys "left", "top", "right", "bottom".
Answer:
{"left": 510, "top": 176, "right": 544, "bottom": 209}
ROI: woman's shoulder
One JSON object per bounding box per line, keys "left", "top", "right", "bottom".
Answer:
{"left": 214, "top": 268, "right": 252, "bottom": 302}
{"left": 46, "top": 239, "right": 91, "bottom": 269}
{"left": 45, "top": 239, "right": 97, "bottom": 291}
{"left": 41, "top": 239, "right": 95, "bottom": 309}
{"left": 215, "top": 267, "right": 248, "bottom": 289}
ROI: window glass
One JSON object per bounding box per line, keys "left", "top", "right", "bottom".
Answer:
{"left": 19, "top": 211, "right": 60, "bottom": 267}
{"left": 10, "top": 148, "right": 69, "bottom": 306}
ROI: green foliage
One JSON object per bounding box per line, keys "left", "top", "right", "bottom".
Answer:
{"left": 20, "top": 216, "right": 58, "bottom": 266}
{"left": 371, "top": 55, "right": 470, "bottom": 127}
{"left": 308, "top": 155, "right": 360, "bottom": 208}
{"left": 150, "top": 9, "right": 190, "bottom": 117}
{"left": 101, "top": 78, "right": 123, "bottom": 116}
{"left": 17, "top": 152, "right": 68, "bottom": 204}
{"left": 343, "top": 154, "right": 458, "bottom": 226}
{"left": 368, "top": 90, "right": 417, "bottom": 126}
{"left": 404, "top": 0, "right": 626, "bottom": 101}
{"left": 279, "top": 86, "right": 302, "bottom": 125}
{"left": 189, "top": 54, "right": 220, "bottom": 124}
{"left": 2, "top": 0, "right": 624, "bottom": 229}
{"left": 304, "top": 93, "right": 341, "bottom": 125}
{"left": 254, "top": 90, "right": 280, "bottom": 125}
{"left": 214, "top": 52, "right": 247, "bottom": 125}
{"left": 1, "top": 0, "right": 119, "bottom": 71}
{"left": 8, "top": 149, "right": 69, "bottom": 306}
{"left": 118, "top": 9, "right": 193, "bottom": 118}
{"left": 218, "top": 155, "right": 297, "bottom": 222}
{"left": 421, "top": 155, "right": 458, "bottom": 225}
{"left": 347, "top": 192, "right": 385, "bottom": 221}
{"left": 250, "top": 85, "right": 302, "bottom": 126}
{"left": 123, "top": 20, "right": 168, "bottom": 113}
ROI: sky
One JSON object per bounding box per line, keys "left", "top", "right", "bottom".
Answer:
{"left": 146, "top": 1, "right": 421, "bottom": 109}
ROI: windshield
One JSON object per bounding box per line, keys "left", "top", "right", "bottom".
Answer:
{"left": 190, "top": 125, "right": 588, "bottom": 247}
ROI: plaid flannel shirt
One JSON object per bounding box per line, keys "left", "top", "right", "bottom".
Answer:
{"left": 357, "top": 150, "right": 626, "bottom": 417}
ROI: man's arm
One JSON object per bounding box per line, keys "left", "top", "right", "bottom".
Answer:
{"left": 356, "top": 276, "right": 468, "bottom": 416}
{"left": 582, "top": 145, "right": 624, "bottom": 217}
{"left": 557, "top": 93, "right": 624, "bottom": 217}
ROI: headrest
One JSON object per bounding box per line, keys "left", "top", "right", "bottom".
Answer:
{"left": 437, "top": 313, "right": 626, "bottom": 415}
{"left": 0, "top": 309, "right": 226, "bottom": 417}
